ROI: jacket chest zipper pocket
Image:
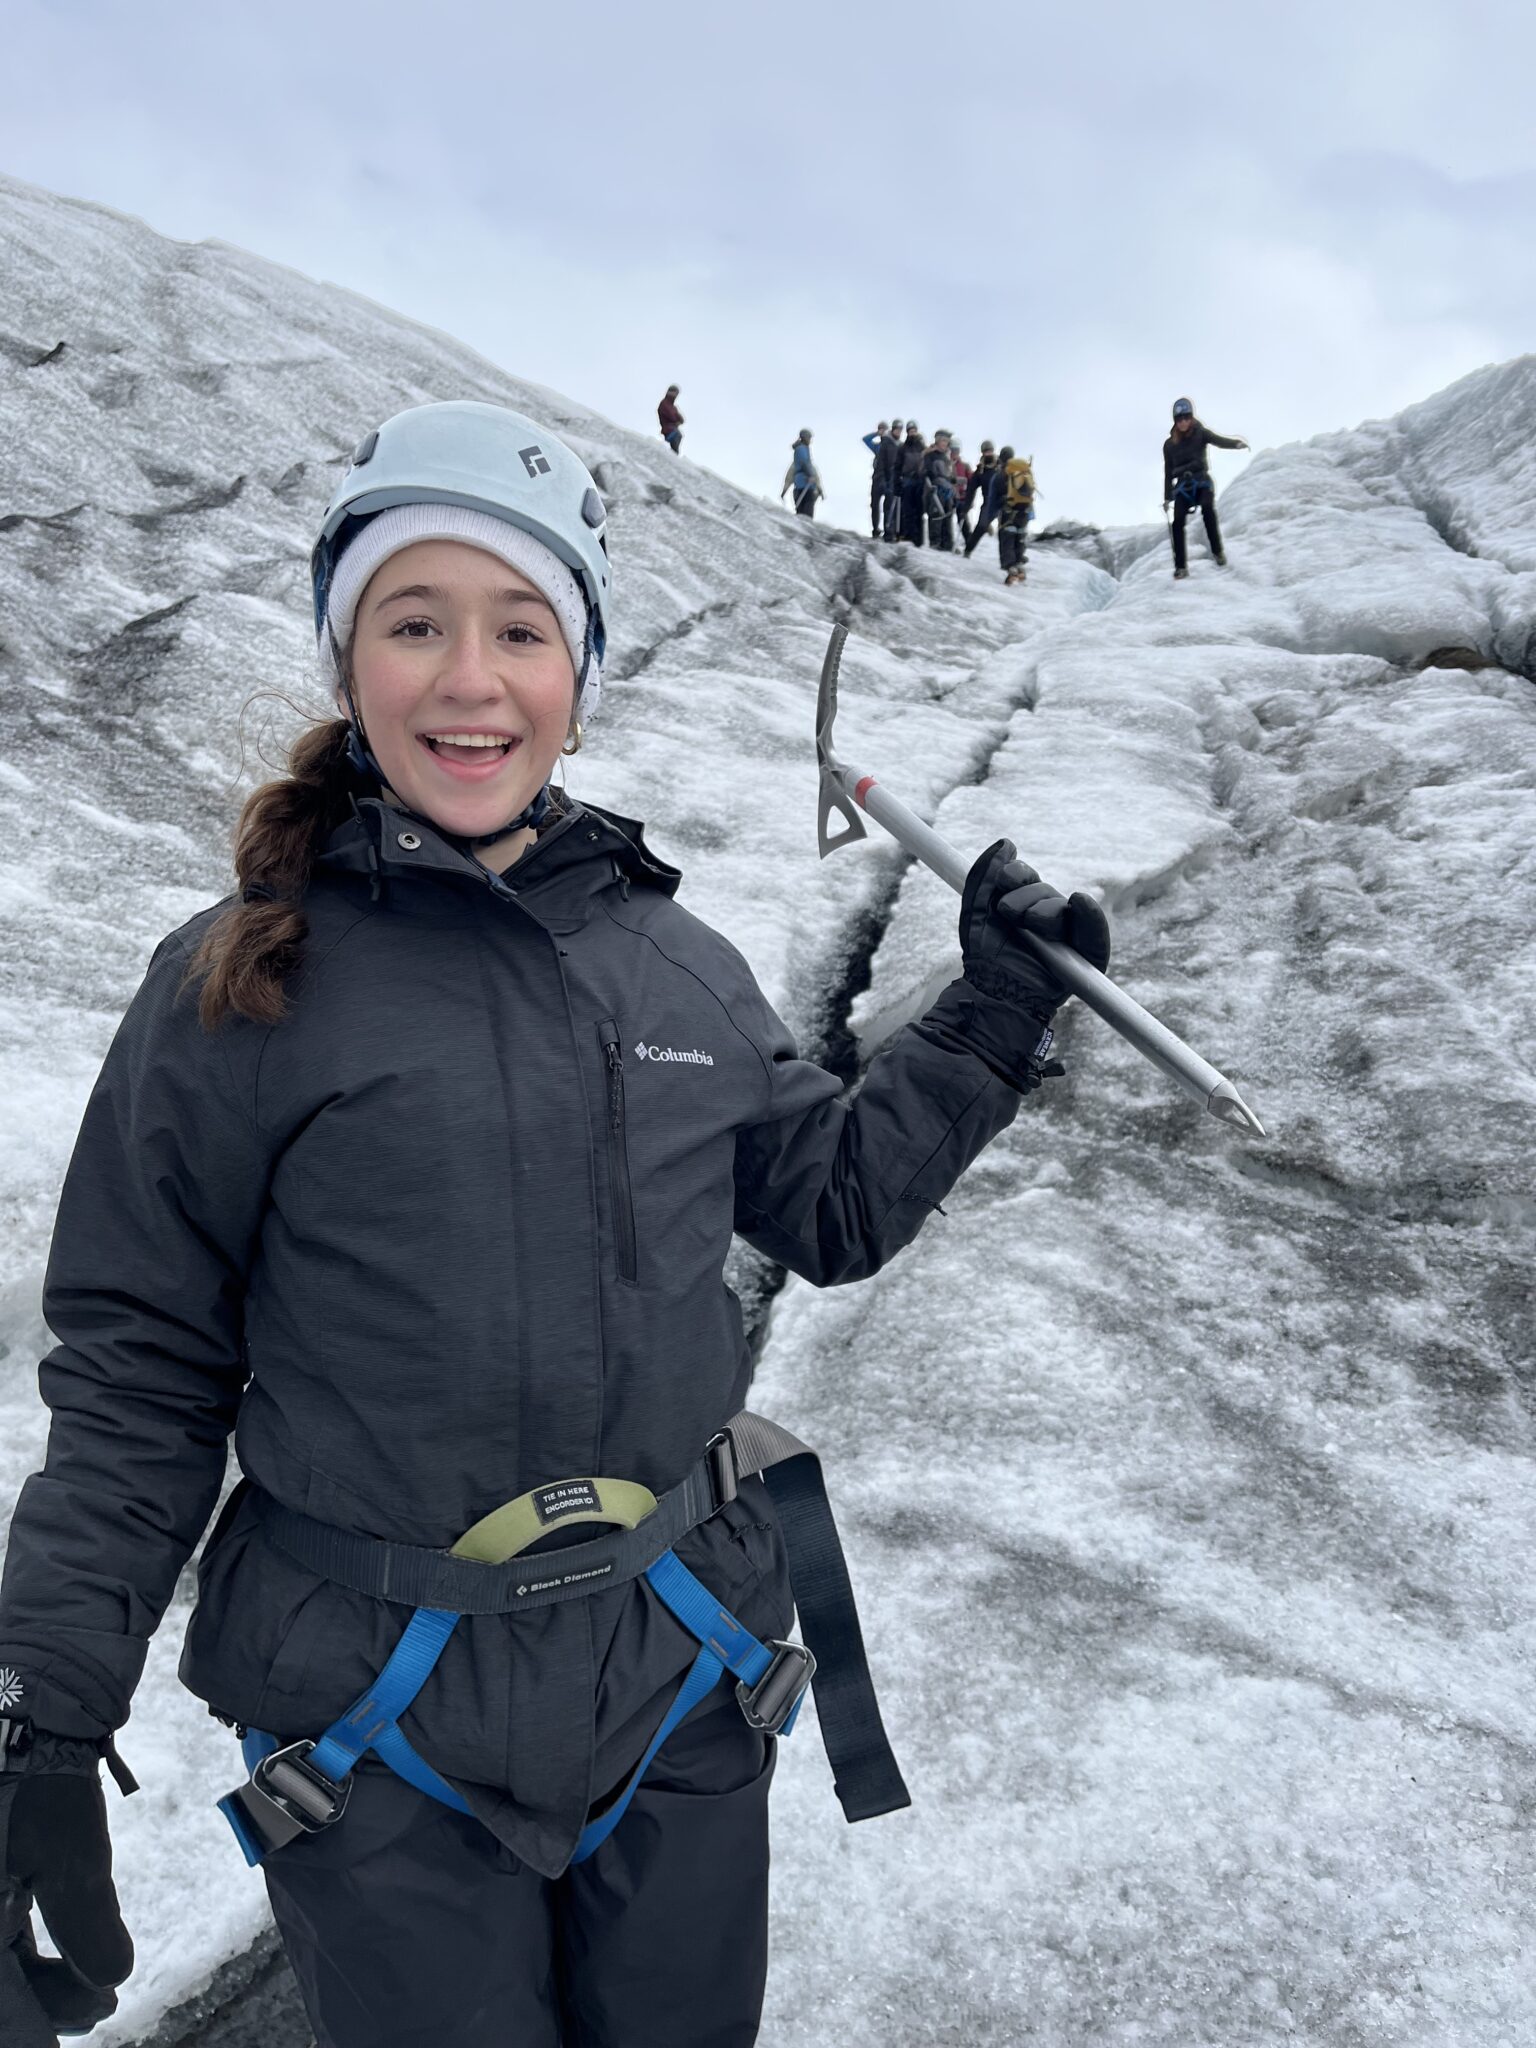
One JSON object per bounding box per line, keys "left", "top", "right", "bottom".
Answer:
{"left": 598, "top": 1020, "right": 638, "bottom": 1283}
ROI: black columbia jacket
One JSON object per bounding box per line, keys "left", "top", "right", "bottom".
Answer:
{"left": 0, "top": 796, "right": 1031, "bottom": 1875}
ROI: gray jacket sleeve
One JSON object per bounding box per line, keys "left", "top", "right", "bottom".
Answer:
{"left": 0, "top": 934, "right": 269, "bottom": 1736}
{"left": 732, "top": 978, "right": 1024, "bottom": 1287}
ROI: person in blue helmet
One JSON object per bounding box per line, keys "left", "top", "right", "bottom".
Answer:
{"left": 1163, "top": 396, "right": 1248, "bottom": 579}
{"left": 0, "top": 399, "right": 1111, "bottom": 2047}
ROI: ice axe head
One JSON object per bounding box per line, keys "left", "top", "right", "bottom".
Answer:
{"left": 816, "top": 624, "right": 867, "bottom": 860}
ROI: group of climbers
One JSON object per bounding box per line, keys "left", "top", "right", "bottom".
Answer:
{"left": 656, "top": 385, "right": 1249, "bottom": 584}
{"left": 863, "top": 423, "right": 1038, "bottom": 585}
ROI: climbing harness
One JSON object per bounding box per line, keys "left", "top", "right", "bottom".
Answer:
{"left": 219, "top": 1413, "right": 908, "bottom": 1868}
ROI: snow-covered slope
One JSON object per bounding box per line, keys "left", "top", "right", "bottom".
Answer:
{"left": 2, "top": 173, "right": 1532, "bottom": 2046}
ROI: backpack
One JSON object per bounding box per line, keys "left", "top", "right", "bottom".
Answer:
{"left": 1004, "top": 456, "right": 1035, "bottom": 510}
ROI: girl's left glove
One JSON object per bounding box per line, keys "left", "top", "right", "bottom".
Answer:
{"left": 0, "top": 1727, "right": 135, "bottom": 2042}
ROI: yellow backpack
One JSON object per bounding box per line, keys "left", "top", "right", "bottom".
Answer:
{"left": 1004, "top": 456, "right": 1035, "bottom": 510}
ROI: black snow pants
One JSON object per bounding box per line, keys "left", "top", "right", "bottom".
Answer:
{"left": 263, "top": 1687, "right": 774, "bottom": 2048}
{"left": 999, "top": 513, "right": 1028, "bottom": 575}
{"left": 1170, "top": 479, "right": 1222, "bottom": 570}
{"left": 964, "top": 504, "right": 996, "bottom": 556}
{"left": 793, "top": 485, "right": 817, "bottom": 518}
{"left": 899, "top": 475, "right": 926, "bottom": 544}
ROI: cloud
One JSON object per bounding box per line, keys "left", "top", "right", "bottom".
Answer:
{"left": 5, "top": 0, "right": 1534, "bottom": 527}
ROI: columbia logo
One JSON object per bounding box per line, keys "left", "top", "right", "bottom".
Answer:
{"left": 0, "top": 1668, "right": 23, "bottom": 1711}
{"left": 634, "top": 1041, "right": 714, "bottom": 1067}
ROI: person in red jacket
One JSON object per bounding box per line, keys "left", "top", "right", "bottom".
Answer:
{"left": 658, "top": 385, "right": 684, "bottom": 454}
{"left": 950, "top": 441, "right": 973, "bottom": 540}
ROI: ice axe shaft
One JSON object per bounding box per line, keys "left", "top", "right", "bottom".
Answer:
{"left": 815, "top": 625, "right": 1265, "bottom": 1137}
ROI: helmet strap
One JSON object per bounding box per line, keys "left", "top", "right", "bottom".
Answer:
{"left": 574, "top": 609, "right": 599, "bottom": 707}
{"left": 332, "top": 627, "right": 388, "bottom": 789}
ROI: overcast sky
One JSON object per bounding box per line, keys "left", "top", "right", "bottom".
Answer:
{"left": 9, "top": 0, "right": 1534, "bottom": 529}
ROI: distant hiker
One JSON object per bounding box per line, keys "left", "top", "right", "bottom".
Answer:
{"left": 0, "top": 393, "right": 1115, "bottom": 2048}
{"left": 883, "top": 420, "right": 907, "bottom": 538}
{"left": 950, "top": 440, "right": 973, "bottom": 541}
{"left": 863, "top": 421, "right": 900, "bottom": 541}
{"left": 998, "top": 453, "right": 1036, "bottom": 585}
{"left": 896, "top": 423, "right": 928, "bottom": 543}
{"left": 923, "top": 430, "right": 958, "bottom": 552}
{"left": 658, "top": 385, "right": 684, "bottom": 453}
{"left": 964, "top": 442, "right": 1011, "bottom": 557}
{"left": 782, "top": 428, "right": 823, "bottom": 518}
{"left": 861, "top": 421, "right": 884, "bottom": 536}
{"left": 961, "top": 441, "right": 998, "bottom": 546}
{"left": 1162, "top": 396, "right": 1248, "bottom": 579}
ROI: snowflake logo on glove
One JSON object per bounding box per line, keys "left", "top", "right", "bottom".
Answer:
{"left": 0, "top": 1667, "right": 23, "bottom": 1710}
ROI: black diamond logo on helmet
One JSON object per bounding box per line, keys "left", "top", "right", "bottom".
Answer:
{"left": 519, "top": 446, "right": 552, "bottom": 478}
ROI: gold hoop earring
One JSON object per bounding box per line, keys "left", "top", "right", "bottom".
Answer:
{"left": 561, "top": 722, "right": 583, "bottom": 757}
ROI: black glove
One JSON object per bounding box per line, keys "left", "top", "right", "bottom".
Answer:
{"left": 959, "top": 837, "right": 1111, "bottom": 1015}
{"left": 0, "top": 1726, "right": 135, "bottom": 2043}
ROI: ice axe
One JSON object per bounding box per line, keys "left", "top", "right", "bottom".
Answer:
{"left": 814, "top": 625, "right": 1266, "bottom": 1137}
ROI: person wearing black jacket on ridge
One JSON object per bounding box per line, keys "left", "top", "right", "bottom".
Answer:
{"left": 896, "top": 423, "right": 928, "bottom": 544}
{"left": 1163, "top": 397, "right": 1248, "bottom": 579}
{"left": 964, "top": 444, "right": 1012, "bottom": 557}
{"left": 861, "top": 422, "right": 900, "bottom": 540}
{"left": 883, "top": 420, "right": 906, "bottom": 539}
{"left": 960, "top": 441, "right": 997, "bottom": 544}
{"left": 922, "top": 431, "right": 958, "bottom": 551}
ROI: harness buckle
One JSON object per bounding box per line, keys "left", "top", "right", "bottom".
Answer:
{"left": 255, "top": 1739, "right": 350, "bottom": 1832}
{"left": 224, "top": 1738, "right": 351, "bottom": 1861}
{"left": 736, "top": 1640, "right": 816, "bottom": 1735}
{"left": 705, "top": 1429, "right": 739, "bottom": 1514}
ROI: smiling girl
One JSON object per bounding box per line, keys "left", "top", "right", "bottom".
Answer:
{"left": 0, "top": 401, "right": 1109, "bottom": 2046}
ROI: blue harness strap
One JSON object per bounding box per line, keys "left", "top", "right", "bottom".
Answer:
{"left": 569, "top": 1550, "right": 776, "bottom": 1862}
{"left": 308, "top": 1606, "right": 472, "bottom": 1811}
{"left": 221, "top": 1552, "right": 801, "bottom": 1869}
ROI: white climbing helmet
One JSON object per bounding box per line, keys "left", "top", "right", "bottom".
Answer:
{"left": 311, "top": 401, "right": 612, "bottom": 723}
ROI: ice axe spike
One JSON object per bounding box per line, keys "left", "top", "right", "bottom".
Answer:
{"left": 814, "top": 624, "right": 1267, "bottom": 1138}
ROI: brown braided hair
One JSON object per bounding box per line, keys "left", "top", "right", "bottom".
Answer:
{"left": 187, "top": 716, "right": 360, "bottom": 1030}
{"left": 188, "top": 708, "right": 574, "bottom": 1030}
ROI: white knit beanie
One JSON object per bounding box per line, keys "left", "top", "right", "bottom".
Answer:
{"left": 319, "top": 502, "right": 602, "bottom": 722}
